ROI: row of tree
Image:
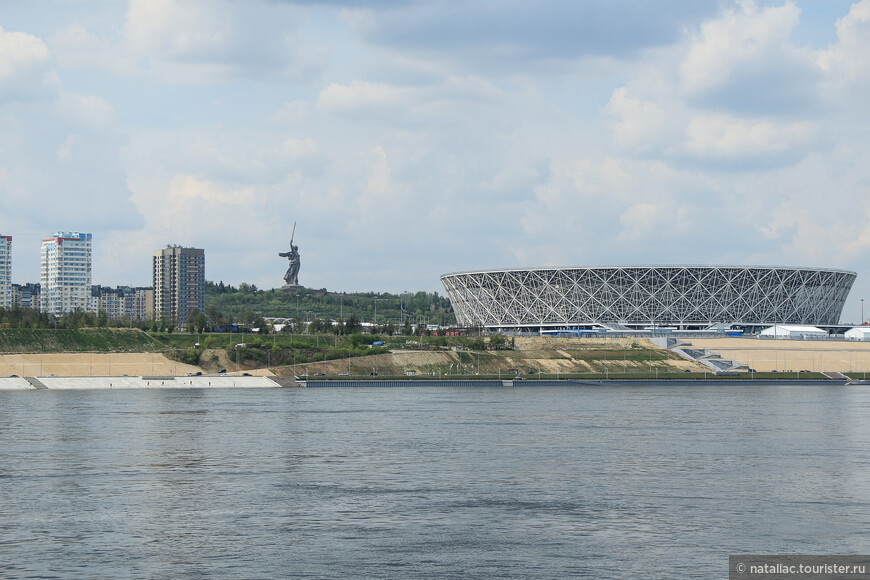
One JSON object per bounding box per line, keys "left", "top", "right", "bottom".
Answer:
{"left": 0, "top": 283, "right": 457, "bottom": 333}
{"left": 0, "top": 306, "right": 111, "bottom": 330}
{"left": 204, "top": 282, "right": 456, "bottom": 327}
{"left": 0, "top": 305, "right": 438, "bottom": 336}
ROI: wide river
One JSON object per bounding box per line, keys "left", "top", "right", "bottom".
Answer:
{"left": 2, "top": 383, "right": 869, "bottom": 579}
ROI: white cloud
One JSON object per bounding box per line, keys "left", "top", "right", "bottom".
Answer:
{"left": 0, "top": 25, "right": 53, "bottom": 101}
{"left": 820, "top": 0, "right": 870, "bottom": 97}
{"left": 684, "top": 114, "right": 820, "bottom": 163}
{"left": 4, "top": 0, "right": 870, "bottom": 311}
{"left": 56, "top": 92, "right": 116, "bottom": 128}
{"left": 276, "top": 137, "right": 317, "bottom": 160}
{"left": 758, "top": 200, "right": 838, "bottom": 263}
{"left": 677, "top": 1, "right": 825, "bottom": 117}
{"left": 363, "top": 146, "right": 395, "bottom": 200}
{"left": 534, "top": 157, "right": 635, "bottom": 209}
{"left": 606, "top": 87, "right": 677, "bottom": 155}
{"left": 316, "top": 80, "right": 414, "bottom": 115}
{"left": 51, "top": 23, "right": 132, "bottom": 74}
{"left": 0, "top": 25, "right": 49, "bottom": 80}
{"left": 618, "top": 202, "right": 686, "bottom": 243}
{"left": 606, "top": 1, "right": 847, "bottom": 169}
{"left": 124, "top": 0, "right": 321, "bottom": 82}
{"left": 343, "top": 1, "right": 718, "bottom": 70}
{"left": 270, "top": 100, "right": 312, "bottom": 124}
{"left": 57, "top": 134, "right": 80, "bottom": 161}
{"left": 680, "top": 2, "right": 803, "bottom": 94}
{"left": 478, "top": 165, "right": 541, "bottom": 196}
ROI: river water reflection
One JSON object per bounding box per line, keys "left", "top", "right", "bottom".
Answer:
{"left": 1, "top": 384, "right": 869, "bottom": 578}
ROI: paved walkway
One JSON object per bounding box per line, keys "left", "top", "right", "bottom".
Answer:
{"left": 0, "top": 376, "right": 283, "bottom": 390}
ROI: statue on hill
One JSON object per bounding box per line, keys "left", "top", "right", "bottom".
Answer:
{"left": 279, "top": 222, "right": 301, "bottom": 287}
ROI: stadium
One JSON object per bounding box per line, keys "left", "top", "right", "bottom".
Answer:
{"left": 440, "top": 266, "right": 857, "bottom": 332}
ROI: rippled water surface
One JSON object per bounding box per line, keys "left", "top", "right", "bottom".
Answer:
{"left": 2, "top": 384, "right": 870, "bottom": 578}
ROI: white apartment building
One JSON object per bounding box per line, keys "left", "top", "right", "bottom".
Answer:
{"left": 0, "top": 235, "right": 10, "bottom": 309}
{"left": 40, "top": 232, "right": 92, "bottom": 316}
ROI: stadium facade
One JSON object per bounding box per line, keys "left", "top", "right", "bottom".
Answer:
{"left": 440, "top": 266, "right": 857, "bottom": 332}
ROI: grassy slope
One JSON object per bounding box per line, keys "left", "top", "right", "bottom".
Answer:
{"left": 0, "top": 328, "right": 162, "bottom": 353}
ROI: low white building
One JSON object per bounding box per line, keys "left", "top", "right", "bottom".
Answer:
{"left": 845, "top": 327, "right": 870, "bottom": 341}
{"left": 759, "top": 324, "right": 828, "bottom": 339}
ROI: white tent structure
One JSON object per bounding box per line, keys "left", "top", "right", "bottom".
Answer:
{"left": 845, "top": 327, "right": 870, "bottom": 341}
{"left": 759, "top": 324, "right": 827, "bottom": 339}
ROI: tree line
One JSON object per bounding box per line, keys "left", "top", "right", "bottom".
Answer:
{"left": 0, "top": 283, "right": 456, "bottom": 332}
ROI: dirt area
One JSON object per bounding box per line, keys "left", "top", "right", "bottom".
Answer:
{"left": 687, "top": 337, "right": 870, "bottom": 373}
{"left": 0, "top": 349, "right": 276, "bottom": 378}
{"left": 0, "top": 353, "right": 202, "bottom": 377}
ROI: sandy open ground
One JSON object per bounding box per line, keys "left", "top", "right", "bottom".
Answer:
{"left": 0, "top": 353, "right": 202, "bottom": 377}
{"left": 687, "top": 337, "right": 870, "bottom": 373}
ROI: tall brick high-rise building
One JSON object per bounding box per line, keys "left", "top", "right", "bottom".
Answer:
{"left": 153, "top": 245, "right": 205, "bottom": 326}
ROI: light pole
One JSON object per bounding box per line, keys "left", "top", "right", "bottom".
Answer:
{"left": 862, "top": 298, "right": 865, "bottom": 324}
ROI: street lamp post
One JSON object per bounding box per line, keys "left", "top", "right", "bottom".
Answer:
{"left": 862, "top": 298, "right": 865, "bottom": 324}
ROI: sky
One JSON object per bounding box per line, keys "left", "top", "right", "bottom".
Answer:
{"left": 1, "top": 0, "right": 869, "bottom": 322}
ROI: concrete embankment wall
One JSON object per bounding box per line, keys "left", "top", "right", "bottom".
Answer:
{"left": 0, "top": 376, "right": 284, "bottom": 390}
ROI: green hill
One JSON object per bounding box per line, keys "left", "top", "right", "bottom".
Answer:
{"left": 205, "top": 283, "right": 455, "bottom": 327}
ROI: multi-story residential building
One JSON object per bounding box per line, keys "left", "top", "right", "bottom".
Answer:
{"left": 90, "top": 285, "right": 155, "bottom": 322}
{"left": 12, "top": 283, "right": 41, "bottom": 310}
{"left": 40, "top": 232, "right": 92, "bottom": 316}
{"left": 153, "top": 245, "right": 204, "bottom": 326}
{"left": 0, "top": 235, "right": 10, "bottom": 308}
{"left": 127, "top": 286, "right": 154, "bottom": 322}
{"left": 90, "top": 285, "right": 122, "bottom": 320}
